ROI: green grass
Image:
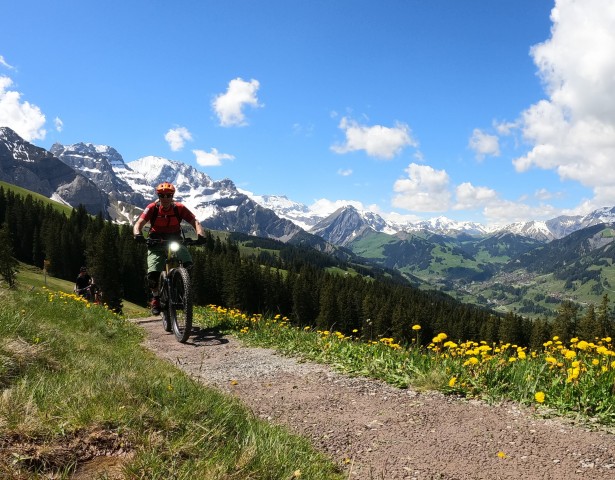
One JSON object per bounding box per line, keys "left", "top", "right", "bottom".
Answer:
{"left": 0, "top": 181, "right": 74, "bottom": 217}
{"left": 0, "top": 287, "right": 342, "bottom": 479}
{"left": 14, "top": 262, "right": 148, "bottom": 319}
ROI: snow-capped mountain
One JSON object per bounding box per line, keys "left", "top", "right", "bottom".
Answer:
{"left": 5, "top": 128, "right": 615, "bottom": 247}
{"left": 499, "top": 208, "right": 615, "bottom": 242}
{"left": 400, "top": 216, "right": 493, "bottom": 236}
{"left": 49, "top": 143, "right": 309, "bottom": 243}
{"left": 0, "top": 127, "right": 109, "bottom": 215}
{"left": 50, "top": 142, "right": 146, "bottom": 208}
{"left": 240, "top": 192, "right": 321, "bottom": 231}
{"left": 310, "top": 206, "right": 381, "bottom": 246}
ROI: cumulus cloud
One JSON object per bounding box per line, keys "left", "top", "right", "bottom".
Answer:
{"left": 212, "top": 78, "right": 262, "bottom": 127}
{"left": 482, "top": 200, "right": 560, "bottom": 227}
{"left": 54, "top": 117, "right": 63, "bottom": 132}
{"left": 0, "top": 76, "right": 46, "bottom": 141}
{"left": 513, "top": 0, "right": 615, "bottom": 210}
{"left": 331, "top": 117, "right": 417, "bottom": 159}
{"left": 453, "top": 182, "right": 499, "bottom": 210}
{"left": 193, "top": 148, "right": 235, "bottom": 167}
{"left": 468, "top": 128, "right": 500, "bottom": 160}
{"left": 165, "top": 126, "right": 193, "bottom": 151}
{"left": 392, "top": 163, "right": 452, "bottom": 212}
{"left": 308, "top": 198, "right": 367, "bottom": 217}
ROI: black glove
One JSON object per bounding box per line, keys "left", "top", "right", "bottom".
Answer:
{"left": 197, "top": 234, "right": 206, "bottom": 245}
{"left": 134, "top": 233, "right": 145, "bottom": 244}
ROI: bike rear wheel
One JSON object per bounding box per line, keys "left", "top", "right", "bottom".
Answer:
{"left": 169, "top": 267, "right": 192, "bottom": 343}
{"left": 159, "top": 271, "right": 172, "bottom": 332}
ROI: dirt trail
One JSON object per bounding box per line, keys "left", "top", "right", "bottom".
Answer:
{"left": 134, "top": 316, "right": 615, "bottom": 480}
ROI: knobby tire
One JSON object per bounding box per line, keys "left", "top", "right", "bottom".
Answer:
{"left": 169, "top": 267, "right": 192, "bottom": 343}
{"left": 159, "top": 271, "right": 172, "bottom": 332}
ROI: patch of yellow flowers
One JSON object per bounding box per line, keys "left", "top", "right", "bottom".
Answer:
{"left": 206, "top": 305, "right": 615, "bottom": 408}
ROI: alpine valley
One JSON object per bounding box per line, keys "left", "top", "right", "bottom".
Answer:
{"left": 3, "top": 125, "right": 615, "bottom": 317}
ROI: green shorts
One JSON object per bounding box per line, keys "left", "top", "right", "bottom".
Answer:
{"left": 147, "top": 243, "right": 193, "bottom": 273}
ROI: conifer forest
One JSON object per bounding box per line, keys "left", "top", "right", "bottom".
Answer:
{"left": 1, "top": 186, "right": 613, "bottom": 350}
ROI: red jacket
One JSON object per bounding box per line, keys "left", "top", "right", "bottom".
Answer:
{"left": 140, "top": 201, "right": 196, "bottom": 237}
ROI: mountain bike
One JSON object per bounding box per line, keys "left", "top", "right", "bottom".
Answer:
{"left": 146, "top": 237, "right": 197, "bottom": 343}
{"left": 76, "top": 283, "right": 101, "bottom": 303}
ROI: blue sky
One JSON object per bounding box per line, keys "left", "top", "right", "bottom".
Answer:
{"left": 2, "top": 0, "right": 614, "bottom": 227}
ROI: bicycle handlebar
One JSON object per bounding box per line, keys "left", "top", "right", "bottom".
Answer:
{"left": 135, "top": 235, "right": 206, "bottom": 247}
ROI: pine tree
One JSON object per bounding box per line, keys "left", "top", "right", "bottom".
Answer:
{"left": 529, "top": 317, "right": 551, "bottom": 351}
{"left": 552, "top": 300, "right": 579, "bottom": 342}
{"left": 597, "top": 293, "right": 614, "bottom": 338}
{"left": 0, "top": 226, "right": 18, "bottom": 287}
{"left": 577, "top": 304, "right": 600, "bottom": 341}
{"left": 88, "top": 222, "right": 123, "bottom": 313}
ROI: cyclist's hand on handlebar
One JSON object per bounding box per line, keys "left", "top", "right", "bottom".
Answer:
{"left": 197, "top": 234, "right": 207, "bottom": 245}
{"left": 134, "top": 233, "right": 145, "bottom": 244}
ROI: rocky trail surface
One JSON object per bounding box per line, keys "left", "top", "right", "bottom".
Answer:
{"left": 134, "top": 316, "right": 615, "bottom": 480}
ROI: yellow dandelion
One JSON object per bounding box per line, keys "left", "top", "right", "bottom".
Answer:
{"left": 412, "top": 324, "right": 421, "bottom": 331}
{"left": 497, "top": 451, "right": 507, "bottom": 459}
{"left": 535, "top": 391, "right": 545, "bottom": 403}
{"left": 230, "top": 379, "right": 239, "bottom": 386}
{"left": 576, "top": 340, "right": 589, "bottom": 351}
{"left": 449, "top": 377, "right": 457, "bottom": 387}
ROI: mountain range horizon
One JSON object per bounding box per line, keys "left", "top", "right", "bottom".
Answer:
{"left": 2, "top": 125, "right": 615, "bottom": 246}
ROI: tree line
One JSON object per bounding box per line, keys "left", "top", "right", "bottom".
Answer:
{"left": 1, "top": 185, "right": 614, "bottom": 349}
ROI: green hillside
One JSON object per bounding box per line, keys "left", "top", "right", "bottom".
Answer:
{"left": 0, "top": 180, "right": 73, "bottom": 216}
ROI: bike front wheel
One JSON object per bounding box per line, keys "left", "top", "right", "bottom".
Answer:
{"left": 159, "top": 271, "right": 172, "bottom": 332}
{"left": 168, "top": 267, "right": 193, "bottom": 343}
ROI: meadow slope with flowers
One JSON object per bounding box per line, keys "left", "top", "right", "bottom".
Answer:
{"left": 133, "top": 306, "right": 615, "bottom": 479}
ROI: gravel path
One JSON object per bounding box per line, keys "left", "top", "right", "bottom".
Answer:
{"left": 134, "top": 317, "right": 615, "bottom": 480}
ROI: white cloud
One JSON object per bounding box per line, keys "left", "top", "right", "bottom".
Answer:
{"left": 453, "top": 182, "right": 498, "bottom": 210}
{"left": 164, "top": 126, "right": 193, "bottom": 151}
{"left": 0, "top": 76, "right": 46, "bottom": 141}
{"left": 212, "top": 78, "right": 262, "bottom": 127}
{"left": 482, "top": 200, "right": 560, "bottom": 227}
{"left": 494, "top": 120, "right": 518, "bottom": 136}
{"left": 337, "top": 168, "right": 353, "bottom": 176}
{"left": 54, "top": 117, "right": 63, "bottom": 132}
{"left": 0, "top": 56, "right": 14, "bottom": 70}
{"left": 331, "top": 117, "right": 417, "bottom": 159}
{"left": 308, "top": 198, "right": 367, "bottom": 217}
{"left": 392, "top": 163, "right": 451, "bottom": 212}
{"left": 513, "top": 0, "right": 615, "bottom": 211}
{"left": 193, "top": 148, "right": 235, "bottom": 167}
{"left": 381, "top": 210, "right": 423, "bottom": 225}
{"left": 468, "top": 128, "right": 500, "bottom": 160}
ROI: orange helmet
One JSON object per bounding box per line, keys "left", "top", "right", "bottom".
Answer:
{"left": 155, "top": 182, "right": 176, "bottom": 195}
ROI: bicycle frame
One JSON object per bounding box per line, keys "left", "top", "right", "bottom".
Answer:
{"left": 147, "top": 237, "right": 194, "bottom": 343}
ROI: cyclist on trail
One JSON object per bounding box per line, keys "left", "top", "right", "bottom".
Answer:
{"left": 74, "top": 266, "right": 93, "bottom": 298}
{"left": 133, "top": 181, "right": 205, "bottom": 315}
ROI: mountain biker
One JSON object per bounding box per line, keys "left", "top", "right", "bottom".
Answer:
{"left": 133, "top": 181, "right": 205, "bottom": 315}
{"left": 74, "top": 266, "right": 93, "bottom": 299}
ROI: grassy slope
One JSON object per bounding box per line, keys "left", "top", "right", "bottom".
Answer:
{"left": 0, "top": 280, "right": 342, "bottom": 479}
{"left": 0, "top": 180, "right": 74, "bottom": 217}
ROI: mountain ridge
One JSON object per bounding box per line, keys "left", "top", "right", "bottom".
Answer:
{"left": 4, "top": 126, "right": 615, "bottom": 315}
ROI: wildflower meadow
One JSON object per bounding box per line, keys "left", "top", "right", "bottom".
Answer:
{"left": 200, "top": 305, "right": 615, "bottom": 427}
